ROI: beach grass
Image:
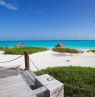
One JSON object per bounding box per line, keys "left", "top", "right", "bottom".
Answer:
{"left": 0, "top": 47, "right": 5, "bottom": 50}
{"left": 89, "top": 50, "right": 95, "bottom": 53}
{"left": 5, "top": 47, "right": 48, "bottom": 55}
{"left": 35, "top": 66, "right": 95, "bottom": 97}
{"left": 52, "top": 47, "right": 80, "bottom": 53}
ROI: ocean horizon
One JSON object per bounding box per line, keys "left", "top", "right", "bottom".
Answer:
{"left": 0, "top": 40, "right": 95, "bottom": 49}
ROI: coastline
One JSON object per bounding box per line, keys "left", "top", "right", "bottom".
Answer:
{"left": 1, "top": 40, "right": 95, "bottom": 49}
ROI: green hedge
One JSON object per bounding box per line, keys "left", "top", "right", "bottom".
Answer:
{"left": 5, "top": 47, "right": 48, "bottom": 55}
{"left": 52, "top": 48, "right": 80, "bottom": 53}
{"left": 35, "top": 66, "right": 95, "bottom": 97}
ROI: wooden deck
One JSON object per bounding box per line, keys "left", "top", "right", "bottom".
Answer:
{"left": 0, "top": 67, "right": 17, "bottom": 78}
{"left": 0, "top": 67, "right": 48, "bottom": 97}
{"left": 0, "top": 75, "right": 33, "bottom": 97}
{"left": 0, "top": 67, "right": 34, "bottom": 97}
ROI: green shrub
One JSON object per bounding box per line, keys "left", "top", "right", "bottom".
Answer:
{"left": 0, "top": 47, "right": 5, "bottom": 51}
{"left": 52, "top": 47, "right": 80, "bottom": 53}
{"left": 5, "top": 47, "right": 48, "bottom": 55}
{"left": 35, "top": 66, "right": 95, "bottom": 97}
{"left": 89, "top": 50, "right": 95, "bottom": 53}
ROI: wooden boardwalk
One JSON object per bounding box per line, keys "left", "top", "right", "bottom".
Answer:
{"left": 0, "top": 67, "right": 34, "bottom": 97}
{"left": 0, "top": 75, "right": 33, "bottom": 97}
{"left": 0, "top": 67, "right": 50, "bottom": 97}
{"left": 0, "top": 67, "right": 17, "bottom": 78}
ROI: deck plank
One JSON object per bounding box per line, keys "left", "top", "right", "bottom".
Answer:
{"left": 0, "top": 75, "right": 33, "bottom": 97}
{"left": 0, "top": 67, "right": 17, "bottom": 78}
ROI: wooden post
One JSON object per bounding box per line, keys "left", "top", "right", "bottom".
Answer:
{"left": 24, "top": 51, "right": 30, "bottom": 70}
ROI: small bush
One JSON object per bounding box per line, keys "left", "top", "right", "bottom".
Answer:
{"left": 89, "top": 50, "right": 95, "bottom": 53}
{"left": 0, "top": 47, "right": 5, "bottom": 51}
{"left": 52, "top": 47, "right": 80, "bottom": 53}
{"left": 5, "top": 47, "right": 48, "bottom": 55}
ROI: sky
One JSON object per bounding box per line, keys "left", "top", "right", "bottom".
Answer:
{"left": 0, "top": 0, "right": 95, "bottom": 40}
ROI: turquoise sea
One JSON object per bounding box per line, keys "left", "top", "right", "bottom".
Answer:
{"left": 0, "top": 40, "right": 95, "bottom": 49}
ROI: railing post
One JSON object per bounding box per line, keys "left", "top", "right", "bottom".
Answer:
{"left": 24, "top": 51, "right": 30, "bottom": 70}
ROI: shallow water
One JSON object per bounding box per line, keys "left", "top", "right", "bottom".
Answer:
{"left": 0, "top": 40, "right": 95, "bottom": 49}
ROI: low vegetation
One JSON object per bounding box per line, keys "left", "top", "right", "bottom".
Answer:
{"left": 35, "top": 66, "right": 95, "bottom": 97}
{"left": 52, "top": 47, "right": 80, "bottom": 53}
{"left": 0, "top": 47, "right": 5, "bottom": 51}
{"left": 89, "top": 49, "right": 95, "bottom": 53}
{"left": 5, "top": 47, "right": 48, "bottom": 55}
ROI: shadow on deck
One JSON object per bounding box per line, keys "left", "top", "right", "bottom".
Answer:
{"left": 0, "top": 67, "right": 19, "bottom": 78}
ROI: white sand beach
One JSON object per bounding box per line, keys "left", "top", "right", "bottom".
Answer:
{"left": 0, "top": 50, "right": 95, "bottom": 71}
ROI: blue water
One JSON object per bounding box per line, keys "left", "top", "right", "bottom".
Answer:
{"left": 0, "top": 40, "right": 95, "bottom": 49}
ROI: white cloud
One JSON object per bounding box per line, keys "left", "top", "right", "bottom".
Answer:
{"left": 0, "top": 0, "right": 18, "bottom": 10}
